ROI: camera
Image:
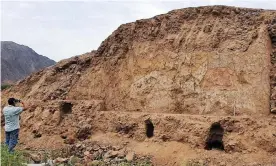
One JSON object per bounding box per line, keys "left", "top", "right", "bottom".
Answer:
{"left": 14, "top": 99, "right": 21, "bottom": 103}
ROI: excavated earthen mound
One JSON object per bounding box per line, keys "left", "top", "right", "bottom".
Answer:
{"left": 1, "top": 6, "right": 276, "bottom": 165}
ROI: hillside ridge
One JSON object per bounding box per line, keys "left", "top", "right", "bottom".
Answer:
{"left": 1, "top": 41, "right": 56, "bottom": 83}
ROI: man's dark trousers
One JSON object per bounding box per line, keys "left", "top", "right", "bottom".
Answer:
{"left": 5, "top": 129, "right": 19, "bottom": 152}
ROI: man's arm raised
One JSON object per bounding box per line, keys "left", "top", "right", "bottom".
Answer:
{"left": 13, "top": 101, "right": 27, "bottom": 115}
{"left": 20, "top": 101, "right": 26, "bottom": 111}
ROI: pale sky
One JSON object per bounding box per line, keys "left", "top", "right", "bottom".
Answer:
{"left": 1, "top": 0, "right": 276, "bottom": 61}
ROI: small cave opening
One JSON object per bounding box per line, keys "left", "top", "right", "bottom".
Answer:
{"left": 145, "top": 119, "right": 154, "bottom": 138}
{"left": 60, "top": 102, "right": 73, "bottom": 114}
{"left": 205, "top": 122, "right": 224, "bottom": 151}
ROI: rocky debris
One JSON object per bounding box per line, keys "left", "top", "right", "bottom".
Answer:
{"left": 53, "top": 157, "right": 68, "bottom": 164}
{"left": 125, "top": 152, "right": 135, "bottom": 162}
{"left": 88, "top": 160, "right": 105, "bottom": 166}
{"left": 115, "top": 122, "right": 138, "bottom": 137}
{"left": 219, "top": 118, "right": 240, "bottom": 132}
{"left": 68, "top": 155, "right": 81, "bottom": 165}
{"left": 30, "top": 153, "right": 42, "bottom": 164}
{"left": 76, "top": 124, "right": 92, "bottom": 141}
{"left": 24, "top": 143, "right": 151, "bottom": 165}
{"left": 84, "top": 151, "right": 93, "bottom": 163}
{"left": 224, "top": 140, "right": 244, "bottom": 153}
{"left": 160, "top": 134, "right": 171, "bottom": 141}
{"left": 84, "top": 151, "right": 91, "bottom": 156}
{"left": 66, "top": 142, "right": 151, "bottom": 165}
{"left": 185, "top": 159, "right": 206, "bottom": 166}
{"left": 64, "top": 136, "right": 76, "bottom": 145}
{"left": 271, "top": 107, "right": 276, "bottom": 113}
{"left": 104, "top": 150, "right": 119, "bottom": 159}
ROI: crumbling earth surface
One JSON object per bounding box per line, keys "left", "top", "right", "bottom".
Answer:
{"left": 24, "top": 141, "right": 152, "bottom": 165}
{"left": 1, "top": 5, "right": 276, "bottom": 166}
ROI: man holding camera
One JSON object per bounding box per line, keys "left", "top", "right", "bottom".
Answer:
{"left": 3, "top": 98, "right": 26, "bottom": 152}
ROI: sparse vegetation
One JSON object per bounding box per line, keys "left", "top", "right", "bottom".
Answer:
{"left": 118, "top": 162, "right": 132, "bottom": 166}
{"left": 1, "top": 84, "right": 12, "bottom": 90}
{"left": 1, "top": 144, "right": 27, "bottom": 166}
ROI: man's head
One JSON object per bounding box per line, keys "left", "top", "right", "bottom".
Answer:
{"left": 8, "top": 98, "right": 20, "bottom": 106}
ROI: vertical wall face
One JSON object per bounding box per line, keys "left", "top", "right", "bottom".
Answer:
{"left": 124, "top": 28, "right": 271, "bottom": 116}
{"left": 68, "top": 24, "right": 271, "bottom": 116}
{"left": 3, "top": 7, "right": 275, "bottom": 117}
{"left": 269, "top": 19, "right": 276, "bottom": 113}
{"left": 67, "top": 8, "right": 273, "bottom": 116}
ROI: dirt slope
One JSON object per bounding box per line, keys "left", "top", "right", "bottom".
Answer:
{"left": 1, "top": 6, "right": 276, "bottom": 166}
{"left": 3, "top": 6, "right": 276, "bottom": 115}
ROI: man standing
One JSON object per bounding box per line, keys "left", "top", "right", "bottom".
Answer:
{"left": 3, "top": 98, "right": 26, "bottom": 152}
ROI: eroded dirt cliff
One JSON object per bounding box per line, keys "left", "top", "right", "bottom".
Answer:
{"left": 1, "top": 6, "right": 276, "bottom": 166}
{"left": 3, "top": 6, "right": 276, "bottom": 115}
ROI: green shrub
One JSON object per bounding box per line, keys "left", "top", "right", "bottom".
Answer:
{"left": 136, "top": 160, "right": 152, "bottom": 166}
{"left": 1, "top": 144, "right": 27, "bottom": 166}
{"left": 1, "top": 84, "right": 12, "bottom": 90}
{"left": 118, "top": 162, "right": 132, "bottom": 166}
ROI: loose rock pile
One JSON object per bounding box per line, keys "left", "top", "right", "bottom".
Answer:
{"left": 67, "top": 141, "right": 151, "bottom": 165}
{"left": 27, "top": 141, "right": 151, "bottom": 166}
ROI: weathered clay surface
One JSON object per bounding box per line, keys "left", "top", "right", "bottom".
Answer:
{"left": 3, "top": 6, "right": 276, "bottom": 116}
{"left": 269, "top": 18, "right": 276, "bottom": 113}
{"left": 1, "top": 6, "right": 276, "bottom": 166}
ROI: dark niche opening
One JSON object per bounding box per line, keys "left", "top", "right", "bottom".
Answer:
{"left": 61, "top": 102, "right": 73, "bottom": 114}
{"left": 145, "top": 119, "right": 154, "bottom": 138}
{"left": 205, "top": 122, "right": 224, "bottom": 151}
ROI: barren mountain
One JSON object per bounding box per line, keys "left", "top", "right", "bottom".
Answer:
{"left": 1, "top": 41, "right": 55, "bottom": 83}
{"left": 1, "top": 6, "right": 276, "bottom": 165}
